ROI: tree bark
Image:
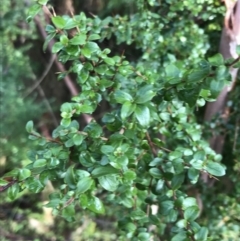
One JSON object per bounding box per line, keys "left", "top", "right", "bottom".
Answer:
{"left": 204, "top": 0, "right": 240, "bottom": 154}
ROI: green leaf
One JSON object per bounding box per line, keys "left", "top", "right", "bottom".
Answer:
{"left": 138, "top": 232, "right": 151, "bottom": 241}
{"left": 51, "top": 16, "right": 66, "bottom": 29}
{"left": 194, "top": 227, "right": 208, "bottom": 241}
{"left": 194, "top": 151, "right": 205, "bottom": 160}
{"left": 26, "top": 121, "right": 34, "bottom": 133}
{"left": 172, "top": 158, "right": 184, "bottom": 174}
{"left": 72, "top": 134, "right": 84, "bottom": 145}
{"left": 189, "top": 221, "right": 201, "bottom": 233}
{"left": 135, "top": 105, "right": 150, "bottom": 127}
{"left": 72, "top": 63, "right": 83, "bottom": 73}
{"left": 27, "top": 4, "right": 41, "bottom": 21}
{"left": 199, "top": 89, "right": 210, "bottom": 99}
{"left": 95, "top": 64, "right": 108, "bottom": 75}
{"left": 186, "top": 128, "right": 201, "bottom": 141}
{"left": 171, "top": 173, "right": 185, "bottom": 190}
{"left": 65, "top": 45, "right": 80, "bottom": 56}
{"left": 171, "top": 231, "right": 187, "bottom": 241}
{"left": 64, "top": 19, "right": 79, "bottom": 29}
{"left": 123, "top": 170, "right": 136, "bottom": 181}
{"left": 188, "top": 168, "right": 200, "bottom": 184}
{"left": 33, "top": 159, "right": 47, "bottom": 168}
{"left": 82, "top": 42, "right": 100, "bottom": 58}
{"left": 209, "top": 78, "right": 224, "bottom": 96}
{"left": 45, "top": 24, "right": 55, "bottom": 33}
{"left": 77, "top": 104, "right": 95, "bottom": 114}
{"left": 182, "top": 197, "right": 198, "bottom": 209}
{"left": 184, "top": 149, "right": 193, "bottom": 156}
{"left": 124, "top": 222, "right": 137, "bottom": 232}
{"left": 52, "top": 42, "right": 64, "bottom": 53}
{"left": 87, "top": 196, "right": 105, "bottom": 214}
{"left": 81, "top": 46, "right": 91, "bottom": 58}
{"left": 114, "top": 90, "right": 133, "bottom": 104}
{"left": 88, "top": 34, "right": 101, "bottom": 41}
{"left": 188, "top": 60, "right": 210, "bottom": 82}
{"left": 26, "top": 177, "right": 44, "bottom": 193}
{"left": 135, "top": 85, "right": 156, "bottom": 104}
{"left": 98, "top": 175, "right": 119, "bottom": 191}
{"left": 121, "top": 102, "right": 136, "bottom": 119}
{"left": 77, "top": 69, "right": 89, "bottom": 83}
{"left": 64, "top": 165, "right": 76, "bottom": 189}
{"left": 184, "top": 206, "right": 199, "bottom": 221}
{"left": 155, "top": 179, "right": 165, "bottom": 193}
{"left": 43, "top": 32, "right": 56, "bottom": 52}
{"left": 60, "top": 35, "right": 68, "bottom": 45}
{"left": 7, "top": 183, "right": 20, "bottom": 200}
{"left": 159, "top": 112, "right": 170, "bottom": 121}
{"left": 205, "top": 161, "right": 226, "bottom": 176}
{"left": 3, "top": 169, "right": 19, "bottom": 178}
{"left": 79, "top": 152, "right": 95, "bottom": 167}
{"left": 168, "top": 209, "right": 178, "bottom": 222}
{"left": 83, "top": 122, "right": 102, "bottom": 138}
{"left": 48, "top": 157, "right": 60, "bottom": 167}
{"left": 118, "top": 65, "right": 134, "bottom": 76}
{"left": 64, "top": 138, "right": 74, "bottom": 148}
{"left": 149, "top": 158, "right": 162, "bottom": 166}
{"left": 38, "top": 0, "right": 48, "bottom": 5}
{"left": 76, "top": 170, "right": 90, "bottom": 179}
{"left": 77, "top": 177, "right": 93, "bottom": 194}
{"left": 69, "top": 33, "right": 87, "bottom": 45}
{"left": 165, "top": 64, "right": 181, "bottom": 84}
{"left": 91, "top": 166, "right": 119, "bottom": 177}
{"left": 18, "top": 169, "right": 31, "bottom": 181}
{"left": 101, "top": 145, "right": 115, "bottom": 154}
{"left": 178, "top": 88, "right": 200, "bottom": 107}
{"left": 0, "top": 179, "right": 9, "bottom": 186}
{"left": 104, "top": 57, "right": 115, "bottom": 66}
{"left": 79, "top": 194, "right": 89, "bottom": 208}
{"left": 130, "top": 209, "right": 146, "bottom": 220}
{"left": 61, "top": 118, "right": 71, "bottom": 127}
{"left": 160, "top": 201, "right": 174, "bottom": 215}
{"left": 62, "top": 204, "right": 75, "bottom": 222}
{"left": 208, "top": 53, "right": 224, "bottom": 66}
{"left": 149, "top": 168, "right": 162, "bottom": 179}
{"left": 176, "top": 219, "right": 187, "bottom": 228}
{"left": 169, "top": 151, "right": 182, "bottom": 160}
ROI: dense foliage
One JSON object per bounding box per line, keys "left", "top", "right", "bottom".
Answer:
{"left": 1, "top": 0, "right": 240, "bottom": 240}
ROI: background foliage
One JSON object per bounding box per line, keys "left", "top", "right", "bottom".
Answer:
{"left": 0, "top": 0, "right": 239, "bottom": 240}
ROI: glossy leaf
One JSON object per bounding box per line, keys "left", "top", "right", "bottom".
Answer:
{"left": 91, "top": 166, "right": 119, "bottom": 178}
{"left": 64, "top": 165, "right": 76, "bottom": 189}
{"left": 51, "top": 16, "right": 66, "bottom": 29}
{"left": 114, "top": 90, "right": 133, "bottom": 104}
{"left": 205, "top": 161, "right": 226, "bottom": 176}
{"left": 135, "top": 105, "right": 150, "bottom": 127}
{"left": 184, "top": 206, "right": 199, "bottom": 221}
{"left": 26, "top": 120, "right": 33, "bottom": 133}
{"left": 33, "top": 159, "right": 47, "bottom": 168}
{"left": 77, "top": 177, "right": 93, "bottom": 194}
{"left": 98, "top": 175, "right": 119, "bottom": 191}
{"left": 87, "top": 196, "right": 105, "bottom": 214}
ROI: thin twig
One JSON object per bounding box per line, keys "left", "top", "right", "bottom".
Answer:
{"left": 34, "top": 13, "right": 95, "bottom": 125}
{"left": 30, "top": 132, "right": 62, "bottom": 144}
{"left": 145, "top": 132, "right": 158, "bottom": 156}
{"left": 226, "top": 56, "right": 240, "bottom": 67}
{"left": 36, "top": 84, "right": 59, "bottom": 126}
{"left": 23, "top": 54, "right": 56, "bottom": 98}
{"left": 233, "top": 116, "right": 239, "bottom": 151}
